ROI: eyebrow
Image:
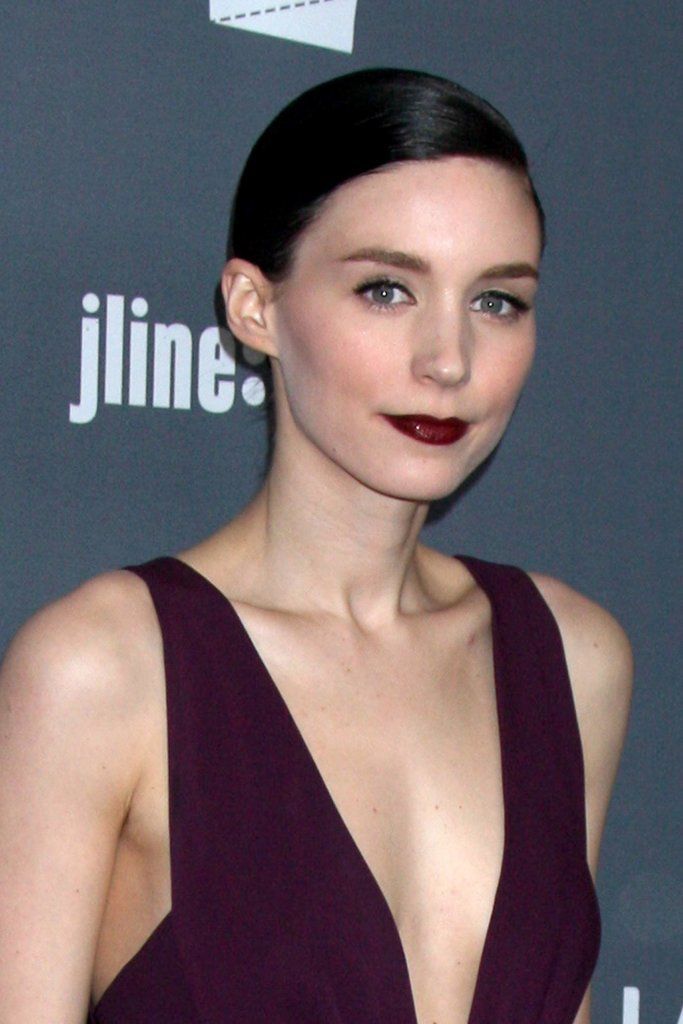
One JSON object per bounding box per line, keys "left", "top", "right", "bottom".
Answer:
{"left": 481, "top": 262, "right": 539, "bottom": 281}
{"left": 340, "top": 247, "right": 539, "bottom": 281}
{"left": 341, "top": 247, "right": 430, "bottom": 273}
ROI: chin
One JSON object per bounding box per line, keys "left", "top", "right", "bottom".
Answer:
{"left": 359, "top": 465, "right": 472, "bottom": 505}
{"left": 358, "top": 436, "right": 504, "bottom": 504}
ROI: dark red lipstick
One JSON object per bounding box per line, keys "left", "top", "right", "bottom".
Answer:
{"left": 383, "top": 414, "right": 469, "bottom": 445}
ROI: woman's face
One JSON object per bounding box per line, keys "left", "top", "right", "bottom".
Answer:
{"left": 265, "top": 156, "right": 541, "bottom": 503}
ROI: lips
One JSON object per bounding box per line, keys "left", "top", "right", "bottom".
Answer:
{"left": 382, "top": 414, "right": 469, "bottom": 446}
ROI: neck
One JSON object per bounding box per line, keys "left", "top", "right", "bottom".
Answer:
{"left": 226, "top": 436, "right": 432, "bottom": 627}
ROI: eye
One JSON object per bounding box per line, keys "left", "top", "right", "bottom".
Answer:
{"left": 354, "top": 277, "right": 414, "bottom": 311}
{"left": 471, "top": 289, "right": 530, "bottom": 321}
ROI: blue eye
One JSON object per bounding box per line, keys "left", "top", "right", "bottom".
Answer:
{"left": 355, "top": 278, "right": 413, "bottom": 310}
{"left": 472, "top": 290, "right": 530, "bottom": 320}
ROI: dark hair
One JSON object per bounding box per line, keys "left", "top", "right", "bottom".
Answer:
{"left": 228, "top": 67, "right": 544, "bottom": 280}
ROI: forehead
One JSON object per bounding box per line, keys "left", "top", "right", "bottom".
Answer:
{"left": 292, "top": 156, "right": 541, "bottom": 270}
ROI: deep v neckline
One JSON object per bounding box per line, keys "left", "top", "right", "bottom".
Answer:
{"left": 168, "top": 554, "right": 511, "bottom": 1024}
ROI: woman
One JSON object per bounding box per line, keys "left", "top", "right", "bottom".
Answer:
{"left": 0, "top": 69, "right": 632, "bottom": 1023}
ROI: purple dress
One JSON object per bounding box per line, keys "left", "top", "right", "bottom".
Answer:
{"left": 88, "top": 555, "right": 600, "bottom": 1023}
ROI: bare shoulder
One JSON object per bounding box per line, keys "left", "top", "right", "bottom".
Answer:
{"left": 529, "top": 571, "right": 634, "bottom": 873}
{"left": 528, "top": 571, "right": 634, "bottom": 707}
{"left": 1, "top": 568, "right": 162, "bottom": 797}
{"left": 0, "top": 572, "right": 166, "bottom": 1017}
{"left": 2, "top": 567, "right": 159, "bottom": 694}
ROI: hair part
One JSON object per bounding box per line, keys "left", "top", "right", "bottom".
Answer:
{"left": 228, "top": 67, "right": 545, "bottom": 282}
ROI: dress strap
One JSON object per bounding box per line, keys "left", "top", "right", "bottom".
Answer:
{"left": 457, "top": 555, "right": 590, "bottom": 857}
{"left": 455, "top": 555, "right": 600, "bottom": 1023}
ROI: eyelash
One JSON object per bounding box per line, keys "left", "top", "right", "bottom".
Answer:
{"left": 353, "top": 277, "right": 531, "bottom": 321}
{"left": 472, "top": 290, "right": 531, "bottom": 321}
{"left": 353, "top": 278, "right": 414, "bottom": 313}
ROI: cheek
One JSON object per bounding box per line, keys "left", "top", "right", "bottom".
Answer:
{"left": 481, "top": 335, "right": 536, "bottom": 418}
{"left": 498, "top": 326, "right": 536, "bottom": 388}
{"left": 275, "top": 300, "right": 381, "bottom": 401}
{"left": 507, "top": 341, "right": 536, "bottom": 392}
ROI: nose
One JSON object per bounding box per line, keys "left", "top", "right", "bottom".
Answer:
{"left": 411, "top": 308, "right": 472, "bottom": 388}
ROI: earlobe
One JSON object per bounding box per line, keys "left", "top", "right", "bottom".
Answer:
{"left": 221, "top": 258, "right": 279, "bottom": 358}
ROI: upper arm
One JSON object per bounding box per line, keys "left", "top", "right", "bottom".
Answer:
{"left": 0, "top": 572, "right": 155, "bottom": 1023}
{"left": 572, "top": 986, "right": 592, "bottom": 1024}
{"left": 530, "top": 572, "right": 634, "bottom": 878}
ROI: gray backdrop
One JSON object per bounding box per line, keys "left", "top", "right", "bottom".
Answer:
{"left": 2, "top": 3, "right": 681, "bottom": 1020}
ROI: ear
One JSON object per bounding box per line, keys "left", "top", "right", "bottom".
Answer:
{"left": 221, "top": 258, "right": 280, "bottom": 359}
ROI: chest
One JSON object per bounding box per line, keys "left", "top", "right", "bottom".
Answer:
{"left": 234, "top": 607, "right": 506, "bottom": 1020}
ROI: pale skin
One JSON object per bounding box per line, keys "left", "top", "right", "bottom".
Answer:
{"left": 0, "top": 157, "right": 633, "bottom": 1023}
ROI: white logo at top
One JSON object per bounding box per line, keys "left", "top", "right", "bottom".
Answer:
{"left": 209, "top": 0, "right": 358, "bottom": 53}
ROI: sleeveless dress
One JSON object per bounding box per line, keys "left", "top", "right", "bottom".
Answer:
{"left": 88, "top": 555, "right": 600, "bottom": 1024}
